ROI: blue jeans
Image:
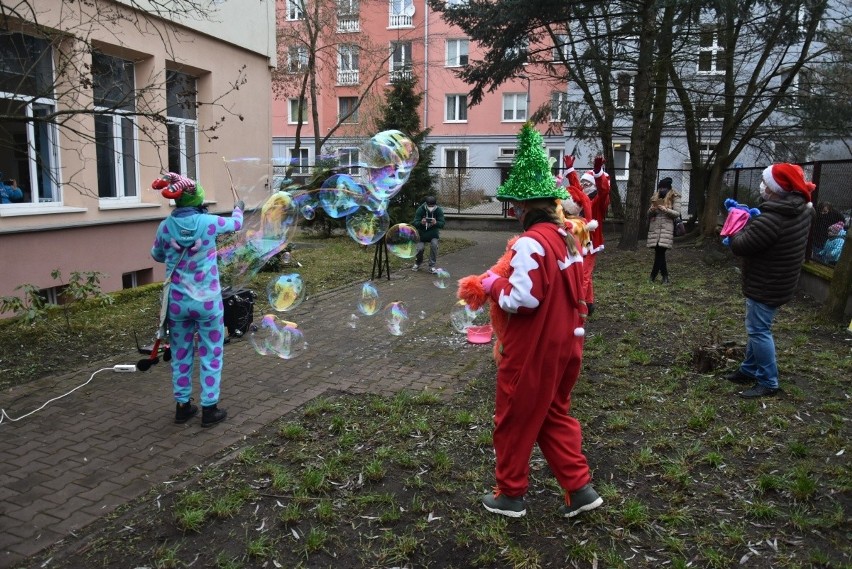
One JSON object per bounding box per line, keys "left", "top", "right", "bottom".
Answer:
{"left": 740, "top": 298, "right": 779, "bottom": 389}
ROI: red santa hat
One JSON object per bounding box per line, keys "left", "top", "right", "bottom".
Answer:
{"left": 580, "top": 170, "right": 595, "bottom": 185}
{"left": 761, "top": 163, "right": 815, "bottom": 205}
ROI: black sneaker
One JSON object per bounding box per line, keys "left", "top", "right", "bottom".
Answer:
{"left": 482, "top": 489, "right": 527, "bottom": 518}
{"left": 201, "top": 404, "right": 227, "bottom": 427}
{"left": 175, "top": 400, "right": 198, "bottom": 424}
{"left": 724, "top": 369, "right": 756, "bottom": 385}
{"left": 739, "top": 384, "right": 779, "bottom": 399}
{"left": 558, "top": 484, "right": 603, "bottom": 518}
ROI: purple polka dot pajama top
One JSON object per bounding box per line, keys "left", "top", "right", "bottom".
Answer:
{"left": 151, "top": 206, "right": 243, "bottom": 406}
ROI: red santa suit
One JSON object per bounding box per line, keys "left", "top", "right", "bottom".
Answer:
{"left": 486, "top": 221, "right": 590, "bottom": 498}
{"left": 578, "top": 168, "right": 610, "bottom": 304}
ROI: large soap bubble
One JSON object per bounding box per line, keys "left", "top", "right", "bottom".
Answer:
{"left": 360, "top": 130, "right": 419, "bottom": 169}
{"left": 318, "top": 174, "right": 364, "bottom": 218}
{"left": 250, "top": 314, "right": 305, "bottom": 359}
{"left": 345, "top": 209, "right": 390, "bottom": 245}
{"left": 385, "top": 223, "right": 419, "bottom": 259}
{"left": 267, "top": 273, "right": 306, "bottom": 312}
{"left": 450, "top": 300, "right": 487, "bottom": 333}
{"left": 223, "top": 157, "right": 272, "bottom": 210}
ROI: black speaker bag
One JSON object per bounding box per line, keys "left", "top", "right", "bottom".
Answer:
{"left": 222, "top": 288, "right": 255, "bottom": 337}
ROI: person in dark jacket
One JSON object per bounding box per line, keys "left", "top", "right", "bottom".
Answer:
{"left": 411, "top": 196, "right": 445, "bottom": 274}
{"left": 726, "top": 163, "right": 816, "bottom": 398}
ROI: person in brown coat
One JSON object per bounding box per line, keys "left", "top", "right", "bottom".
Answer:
{"left": 646, "top": 177, "right": 680, "bottom": 284}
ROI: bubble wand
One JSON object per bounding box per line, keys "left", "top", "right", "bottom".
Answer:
{"left": 222, "top": 157, "right": 241, "bottom": 203}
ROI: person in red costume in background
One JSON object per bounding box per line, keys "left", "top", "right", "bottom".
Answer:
{"left": 564, "top": 154, "right": 610, "bottom": 316}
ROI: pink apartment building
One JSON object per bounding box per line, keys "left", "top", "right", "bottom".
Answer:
{"left": 272, "top": 0, "right": 571, "bottom": 195}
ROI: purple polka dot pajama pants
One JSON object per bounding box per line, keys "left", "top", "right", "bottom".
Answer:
{"left": 168, "top": 299, "right": 226, "bottom": 406}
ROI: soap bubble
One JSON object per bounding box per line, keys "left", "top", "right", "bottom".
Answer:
{"left": 266, "top": 273, "right": 305, "bottom": 312}
{"left": 222, "top": 156, "right": 272, "bottom": 210}
{"left": 318, "top": 174, "right": 364, "bottom": 218}
{"left": 357, "top": 282, "right": 380, "bottom": 316}
{"left": 249, "top": 314, "right": 305, "bottom": 359}
{"left": 432, "top": 268, "right": 451, "bottom": 289}
{"left": 300, "top": 204, "right": 316, "bottom": 220}
{"left": 345, "top": 209, "right": 390, "bottom": 245}
{"left": 348, "top": 314, "right": 359, "bottom": 329}
{"left": 385, "top": 223, "right": 419, "bottom": 259}
{"left": 360, "top": 130, "right": 419, "bottom": 169}
{"left": 384, "top": 301, "right": 410, "bottom": 336}
{"left": 450, "top": 300, "right": 486, "bottom": 333}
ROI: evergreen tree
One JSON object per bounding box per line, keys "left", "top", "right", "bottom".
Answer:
{"left": 374, "top": 76, "right": 436, "bottom": 224}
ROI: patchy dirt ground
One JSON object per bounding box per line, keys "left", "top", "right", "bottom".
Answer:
{"left": 20, "top": 242, "right": 852, "bottom": 569}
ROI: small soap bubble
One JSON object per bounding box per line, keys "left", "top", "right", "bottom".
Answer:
{"left": 266, "top": 273, "right": 305, "bottom": 312}
{"left": 384, "top": 301, "right": 410, "bottom": 336}
{"left": 384, "top": 223, "right": 419, "bottom": 259}
{"left": 450, "top": 300, "right": 486, "bottom": 333}
{"left": 419, "top": 310, "right": 427, "bottom": 320}
{"left": 345, "top": 209, "right": 390, "bottom": 245}
{"left": 432, "top": 268, "right": 450, "bottom": 289}
{"left": 357, "top": 282, "right": 380, "bottom": 316}
{"left": 349, "top": 314, "right": 359, "bottom": 329}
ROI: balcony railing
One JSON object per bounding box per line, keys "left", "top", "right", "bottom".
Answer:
{"left": 337, "top": 69, "right": 360, "bottom": 85}
{"left": 337, "top": 15, "right": 360, "bottom": 33}
{"left": 389, "top": 13, "right": 413, "bottom": 27}
{"left": 389, "top": 68, "right": 412, "bottom": 83}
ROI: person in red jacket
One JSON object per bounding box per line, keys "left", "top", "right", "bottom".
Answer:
{"left": 566, "top": 155, "right": 610, "bottom": 315}
{"left": 474, "top": 123, "right": 601, "bottom": 519}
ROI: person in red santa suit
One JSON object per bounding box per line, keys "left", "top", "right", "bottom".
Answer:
{"left": 477, "top": 123, "right": 602, "bottom": 519}
{"left": 566, "top": 154, "right": 609, "bottom": 316}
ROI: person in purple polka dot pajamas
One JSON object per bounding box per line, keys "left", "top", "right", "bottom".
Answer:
{"left": 151, "top": 173, "right": 244, "bottom": 427}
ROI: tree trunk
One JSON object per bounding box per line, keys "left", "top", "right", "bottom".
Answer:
{"left": 821, "top": 231, "right": 852, "bottom": 322}
{"left": 700, "top": 162, "right": 725, "bottom": 237}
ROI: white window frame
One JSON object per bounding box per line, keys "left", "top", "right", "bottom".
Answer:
{"left": 338, "top": 96, "right": 360, "bottom": 123}
{"left": 698, "top": 141, "right": 718, "bottom": 164}
{"left": 337, "top": 0, "right": 360, "bottom": 33}
{"left": 92, "top": 53, "right": 139, "bottom": 203}
{"left": 287, "top": 0, "right": 305, "bottom": 20}
{"left": 548, "top": 148, "right": 563, "bottom": 171}
{"left": 338, "top": 147, "right": 360, "bottom": 176}
{"left": 502, "top": 93, "right": 527, "bottom": 122}
{"left": 552, "top": 34, "right": 569, "bottom": 62}
{"left": 445, "top": 94, "right": 468, "bottom": 122}
{"left": 389, "top": 41, "right": 413, "bottom": 81}
{"left": 337, "top": 45, "right": 360, "bottom": 85}
{"left": 504, "top": 38, "right": 528, "bottom": 60}
{"left": 697, "top": 24, "right": 725, "bottom": 75}
{"left": 696, "top": 103, "right": 725, "bottom": 121}
{"left": 389, "top": 0, "right": 414, "bottom": 28}
{"left": 612, "top": 142, "right": 630, "bottom": 181}
{"left": 289, "top": 147, "right": 310, "bottom": 174}
{"left": 615, "top": 72, "right": 635, "bottom": 109}
{"left": 288, "top": 46, "right": 308, "bottom": 74}
{"left": 550, "top": 91, "right": 568, "bottom": 122}
{"left": 443, "top": 147, "right": 469, "bottom": 177}
{"left": 498, "top": 147, "right": 517, "bottom": 159}
{"left": 166, "top": 71, "right": 198, "bottom": 180}
{"left": 779, "top": 68, "right": 810, "bottom": 109}
{"left": 446, "top": 39, "right": 469, "bottom": 67}
{"left": 288, "top": 98, "right": 308, "bottom": 124}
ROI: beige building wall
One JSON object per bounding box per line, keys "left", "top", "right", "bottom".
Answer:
{"left": 0, "top": 0, "right": 275, "bottom": 299}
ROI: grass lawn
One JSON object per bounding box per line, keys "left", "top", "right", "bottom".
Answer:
{"left": 13, "top": 235, "right": 852, "bottom": 569}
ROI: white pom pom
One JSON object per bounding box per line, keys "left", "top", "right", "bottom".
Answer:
{"left": 806, "top": 202, "right": 813, "bottom": 208}
{"left": 574, "top": 327, "right": 585, "bottom": 337}
{"left": 586, "top": 219, "right": 599, "bottom": 231}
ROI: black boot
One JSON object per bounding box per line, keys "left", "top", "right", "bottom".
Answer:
{"left": 201, "top": 404, "right": 227, "bottom": 428}
{"left": 175, "top": 400, "right": 198, "bottom": 424}
{"left": 661, "top": 275, "right": 670, "bottom": 285}
{"left": 586, "top": 303, "right": 595, "bottom": 317}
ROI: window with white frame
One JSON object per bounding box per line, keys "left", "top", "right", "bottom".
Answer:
{"left": 288, "top": 45, "right": 308, "bottom": 73}
{"left": 337, "top": 0, "right": 360, "bottom": 32}
{"left": 616, "top": 73, "right": 634, "bottom": 109}
{"left": 502, "top": 93, "right": 527, "bottom": 121}
{"left": 444, "top": 148, "right": 468, "bottom": 175}
{"left": 696, "top": 103, "right": 725, "bottom": 121}
{"left": 697, "top": 24, "right": 726, "bottom": 74}
{"left": 779, "top": 68, "right": 811, "bottom": 108}
{"left": 287, "top": 0, "right": 305, "bottom": 20}
{"left": 338, "top": 147, "right": 360, "bottom": 175}
{"left": 698, "top": 142, "right": 718, "bottom": 163}
{"left": 390, "top": 41, "right": 413, "bottom": 81}
{"left": 337, "top": 44, "right": 359, "bottom": 85}
{"left": 548, "top": 148, "right": 562, "bottom": 175}
{"left": 550, "top": 91, "right": 568, "bottom": 122}
{"left": 92, "top": 51, "right": 138, "bottom": 200}
{"left": 612, "top": 142, "right": 629, "bottom": 180}
{"left": 288, "top": 98, "right": 308, "bottom": 124}
{"left": 389, "top": 0, "right": 414, "bottom": 27}
{"left": 166, "top": 70, "right": 197, "bottom": 180}
{"left": 338, "top": 96, "right": 359, "bottom": 123}
{"left": 504, "top": 38, "right": 528, "bottom": 60}
{"left": 445, "top": 94, "right": 468, "bottom": 122}
{"left": 289, "top": 147, "right": 309, "bottom": 174}
{"left": 552, "top": 34, "right": 569, "bottom": 62}
{"left": 446, "top": 39, "right": 468, "bottom": 67}
{"left": 0, "top": 31, "right": 59, "bottom": 205}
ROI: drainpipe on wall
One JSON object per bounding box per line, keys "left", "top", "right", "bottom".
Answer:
{"left": 423, "top": 0, "right": 428, "bottom": 131}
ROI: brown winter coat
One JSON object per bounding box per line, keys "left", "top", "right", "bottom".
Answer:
{"left": 646, "top": 190, "right": 680, "bottom": 249}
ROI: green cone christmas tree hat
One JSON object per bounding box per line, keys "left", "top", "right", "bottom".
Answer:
{"left": 496, "top": 122, "right": 568, "bottom": 202}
